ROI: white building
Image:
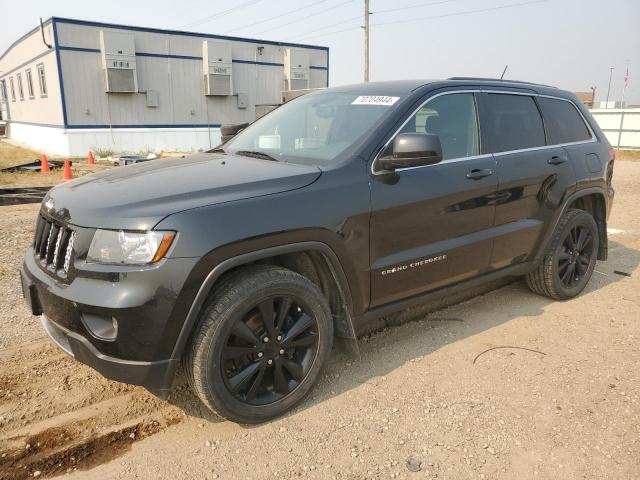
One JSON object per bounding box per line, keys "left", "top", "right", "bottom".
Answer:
{"left": 0, "top": 17, "right": 329, "bottom": 156}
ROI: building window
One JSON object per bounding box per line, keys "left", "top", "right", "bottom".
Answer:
{"left": 9, "top": 77, "right": 16, "bottom": 102}
{"left": 17, "top": 73, "right": 24, "bottom": 101}
{"left": 0, "top": 80, "right": 6, "bottom": 103}
{"left": 26, "top": 69, "right": 35, "bottom": 99}
{"left": 37, "top": 64, "right": 47, "bottom": 96}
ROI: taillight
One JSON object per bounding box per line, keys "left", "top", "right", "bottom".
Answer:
{"left": 607, "top": 147, "right": 615, "bottom": 184}
{"left": 609, "top": 147, "right": 616, "bottom": 168}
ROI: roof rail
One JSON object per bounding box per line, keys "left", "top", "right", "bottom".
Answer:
{"left": 447, "top": 77, "right": 557, "bottom": 88}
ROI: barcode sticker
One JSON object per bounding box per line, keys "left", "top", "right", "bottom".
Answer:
{"left": 352, "top": 95, "right": 400, "bottom": 106}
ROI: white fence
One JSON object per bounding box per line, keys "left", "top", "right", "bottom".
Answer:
{"left": 590, "top": 108, "right": 640, "bottom": 150}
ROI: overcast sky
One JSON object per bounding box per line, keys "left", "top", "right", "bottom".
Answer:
{"left": 3, "top": 0, "right": 639, "bottom": 104}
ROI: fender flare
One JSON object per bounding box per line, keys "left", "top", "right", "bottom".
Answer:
{"left": 534, "top": 186, "right": 608, "bottom": 262}
{"left": 169, "top": 241, "right": 357, "bottom": 362}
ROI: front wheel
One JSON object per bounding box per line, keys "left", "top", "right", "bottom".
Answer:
{"left": 526, "top": 208, "right": 599, "bottom": 300}
{"left": 185, "top": 265, "right": 333, "bottom": 423}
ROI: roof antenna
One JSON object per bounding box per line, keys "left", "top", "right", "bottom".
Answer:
{"left": 500, "top": 65, "right": 508, "bottom": 80}
{"left": 40, "top": 17, "right": 52, "bottom": 49}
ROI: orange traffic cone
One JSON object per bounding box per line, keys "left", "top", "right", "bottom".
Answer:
{"left": 87, "top": 150, "right": 95, "bottom": 165}
{"left": 40, "top": 153, "right": 50, "bottom": 173}
{"left": 63, "top": 160, "right": 73, "bottom": 180}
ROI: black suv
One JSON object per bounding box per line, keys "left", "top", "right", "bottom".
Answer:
{"left": 21, "top": 78, "right": 614, "bottom": 423}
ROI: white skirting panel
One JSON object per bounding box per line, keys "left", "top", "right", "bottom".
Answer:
{"left": 8, "top": 123, "right": 69, "bottom": 156}
{"left": 8, "top": 123, "right": 222, "bottom": 157}
{"left": 65, "top": 127, "right": 222, "bottom": 157}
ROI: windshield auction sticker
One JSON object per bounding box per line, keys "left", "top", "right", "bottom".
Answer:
{"left": 352, "top": 96, "right": 400, "bottom": 106}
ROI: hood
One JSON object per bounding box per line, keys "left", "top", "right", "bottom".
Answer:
{"left": 43, "top": 153, "right": 321, "bottom": 230}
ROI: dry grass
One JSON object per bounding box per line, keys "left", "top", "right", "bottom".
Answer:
{"left": 617, "top": 149, "right": 640, "bottom": 161}
{"left": 0, "top": 141, "right": 63, "bottom": 187}
{"left": 0, "top": 141, "right": 40, "bottom": 170}
{"left": 0, "top": 140, "right": 115, "bottom": 188}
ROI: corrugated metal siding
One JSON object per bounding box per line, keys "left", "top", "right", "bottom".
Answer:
{"left": 56, "top": 21, "right": 327, "bottom": 128}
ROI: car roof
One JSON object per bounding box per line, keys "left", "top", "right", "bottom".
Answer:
{"left": 326, "top": 78, "right": 569, "bottom": 99}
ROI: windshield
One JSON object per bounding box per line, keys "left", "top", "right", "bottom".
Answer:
{"left": 224, "top": 92, "right": 402, "bottom": 166}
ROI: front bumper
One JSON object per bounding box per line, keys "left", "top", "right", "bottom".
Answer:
{"left": 39, "top": 313, "right": 177, "bottom": 397}
{"left": 21, "top": 247, "right": 198, "bottom": 397}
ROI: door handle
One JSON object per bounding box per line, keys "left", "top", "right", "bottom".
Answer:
{"left": 548, "top": 155, "right": 568, "bottom": 165}
{"left": 466, "top": 168, "right": 494, "bottom": 180}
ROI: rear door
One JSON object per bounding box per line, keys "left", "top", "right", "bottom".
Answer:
{"left": 536, "top": 96, "right": 599, "bottom": 190}
{"left": 478, "top": 92, "right": 577, "bottom": 269}
{"left": 369, "top": 91, "right": 498, "bottom": 307}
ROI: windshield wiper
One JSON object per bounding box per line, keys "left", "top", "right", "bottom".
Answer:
{"left": 235, "top": 150, "right": 279, "bottom": 162}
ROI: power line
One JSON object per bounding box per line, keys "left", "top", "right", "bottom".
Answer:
{"left": 286, "top": 14, "right": 362, "bottom": 40}
{"left": 179, "top": 0, "right": 264, "bottom": 29}
{"left": 375, "top": 0, "right": 547, "bottom": 27}
{"left": 285, "top": 0, "right": 462, "bottom": 41}
{"left": 294, "top": 0, "right": 547, "bottom": 41}
{"left": 222, "top": 0, "right": 335, "bottom": 34}
{"left": 375, "top": 0, "right": 463, "bottom": 14}
{"left": 254, "top": 0, "right": 355, "bottom": 36}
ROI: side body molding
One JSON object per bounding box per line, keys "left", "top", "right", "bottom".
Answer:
{"left": 169, "top": 241, "right": 357, "bottom": 363}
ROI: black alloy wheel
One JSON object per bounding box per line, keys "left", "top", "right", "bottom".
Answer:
{"left": 186, "top": 265, "right": 333, "bottom": 423}
{"left": 557, "top": 224, "right": 595, "bottom": 288}
{"left": 221, "top": 296, "right": 319, "bottom": 406}
{"left": 525, "top": 208, "right": 599, "bottom": 300}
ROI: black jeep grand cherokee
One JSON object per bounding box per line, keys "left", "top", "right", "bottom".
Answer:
{"left": 21, "top": 78, "right": 614, "bottom": 423}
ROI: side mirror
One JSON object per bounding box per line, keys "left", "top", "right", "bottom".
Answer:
{"left": 220, "top": 122, "right": 250, "bottom": 144}
{"left": 377, "top": 133, "right": 443, "bottom": 172}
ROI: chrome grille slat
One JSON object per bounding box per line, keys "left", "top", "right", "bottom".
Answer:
{"left": 63, "top": 232, "right": 76, "bottom": 274}
{"left": 50, "top": 227, "right": 64, "bottom": 271}
{"left": 33, "top": 214, "right": 76, "bottom": 278}
{"left": 45, "top": 224, "right": 59, "bottom": 265}
{"left": 39, "top": 221, "right": 52, "bottom": 258}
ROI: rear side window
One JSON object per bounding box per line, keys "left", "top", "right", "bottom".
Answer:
{"left": 484, "top": 94, "right": 546, "bottom": 153}
{"left": 537, "top": 97, "right": 591, "bottom": 144}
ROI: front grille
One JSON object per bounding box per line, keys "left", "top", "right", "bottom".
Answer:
{"left": 33, "top": 215, "right": 76, "bottom": 277}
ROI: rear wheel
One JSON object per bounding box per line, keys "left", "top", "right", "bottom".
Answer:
{"left": 526, "top": 208, "right": 599, "bottom": 300}
{"left": 186, "top": 266, "right": 333, "bottom": 423}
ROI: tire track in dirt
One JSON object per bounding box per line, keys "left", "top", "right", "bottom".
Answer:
{"left": 0, "top": 338, "right": 185, "bottom": 478}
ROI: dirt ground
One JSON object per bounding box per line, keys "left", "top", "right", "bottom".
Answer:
{"left": 0, "top": 157, "right": 638, "bottom": 480}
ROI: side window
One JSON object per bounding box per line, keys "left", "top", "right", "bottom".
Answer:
{"left": 485, "top": 94, "right": 545, "bottom": 153}
{"left": 17, "top": 73, "right": 24, "bottom": 101}
{"left": 537, "top": 97, "right": 591, "bottom": 144}
{"left": 399, "top": 93, "right": 479, "bottom": 160}
{"left": 9, "top": 77, "right": 16, "bottom": 102}
{"left": 26, "top": 69, "right": 35, "bottom": 99}
{"left": 0, "top": 80, "right": 6, "bottom": 103}
{"left": 37, "top": 64, "right": 47, "bottom": 96}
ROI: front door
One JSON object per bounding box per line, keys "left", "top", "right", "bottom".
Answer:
{"left": 369, "top": 92, "right": 498, "bottom": 307}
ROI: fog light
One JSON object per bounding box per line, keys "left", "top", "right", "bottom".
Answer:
{"left": 81, "top": 313, "right": 118, "bottom": 341}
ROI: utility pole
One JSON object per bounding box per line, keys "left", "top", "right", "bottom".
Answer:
{"left": 590, "top": 86, "right": 596, "bottom": 108}
{"left": 364, "top": 0, "right": 370, "bottom": 82}
{"left": 605, "top": 67, "right": 614, "bottom": 109}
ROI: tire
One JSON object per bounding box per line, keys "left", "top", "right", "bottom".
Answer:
{"left": 185, "top": 265, "right": 333, "bottom": 423}
{"left": 526, "top": 208, "right": 599, "bottom": 300}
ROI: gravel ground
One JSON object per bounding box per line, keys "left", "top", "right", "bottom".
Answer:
{"left": 0, "top": 160, "right": 638, "bottom": 480}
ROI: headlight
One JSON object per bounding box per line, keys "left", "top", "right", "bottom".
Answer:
{"left": 87, "top": 230, "right": 176, "bottom": 265}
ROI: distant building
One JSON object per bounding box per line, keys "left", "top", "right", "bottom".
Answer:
{"left": 0, "top": 17, "right": 329, "bottom": 155}
{"left": 574, "top": 91, "right": 595, "bottom": 108}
